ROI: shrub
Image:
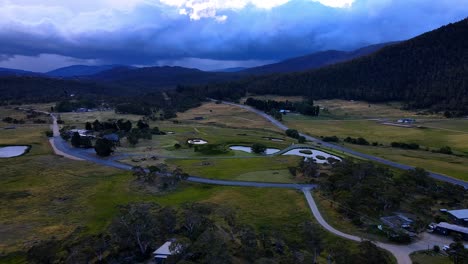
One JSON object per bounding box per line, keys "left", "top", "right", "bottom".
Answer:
{"left": 298, "top": 136, "right": 306, "bottom": 143}
{"left": 323, "top": 136, "right": 339, "bottom": 142}
{"left": 285, "top": 129, "right": 300, "bottom": 139}
{"left": 251, "top": 143, "right": 267, "bottom": 154}
{"left": 174, "top": 143, "right": 181, "bottom": 149}
{"left": 299, "top": 150, "right": 313, "bottom": 155}
{"left": 316, "top": 155, "right": 326, "bottom": 160}
{"left": 194, "top": 144, "right": 228, "bottom": 155}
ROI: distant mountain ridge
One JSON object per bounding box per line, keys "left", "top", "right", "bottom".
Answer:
{"left": 46, "top": 65, "right": 134, "bottom": 77}
{"left": 0, "top": 67, "right": 43, "bottom": 77}
{"left": 241, "top": 42, "right": 399, "bottom": 75}
{"left": 206, "top": 18, "right": 468, "bottom": 114}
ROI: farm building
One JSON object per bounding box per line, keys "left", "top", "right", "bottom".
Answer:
{"left": 447, "top": 209, "right": 468, "bottom": 226}
{"left": 433, "top": 222, "right": 468, "bottom": 240}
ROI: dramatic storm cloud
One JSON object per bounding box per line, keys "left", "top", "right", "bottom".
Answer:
{"left": 0, "top": 0, "right": 467, "bottom": 71}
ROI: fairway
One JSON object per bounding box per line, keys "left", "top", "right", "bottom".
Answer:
{"left": 168, "top": 156, "right": 302, "bottom": 182}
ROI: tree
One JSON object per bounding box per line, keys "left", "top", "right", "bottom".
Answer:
{"left": 251, "top": 143, "right": 267, "bottom": 154}
{"left": 127, "top": 132, "right": 139, "bottom": 146}
{"left": 94, "top": 138, "right": 114, "bottom": 157}
{"left": 286, "top": 129, "right": 300, "bottom": 139}
{"left": 137, "top": 120, "right": 149, "bottom": 130}
{"left": 85, "top": 122, "right": 92, "bottom": 131}
{"left": 71, "top": 132, "right": 81, "bottom": 147}
{"left": 110, "top": 202, "right": 162, "bottom": 258}
{"left": 298, "top": 136, "right": 306, "bottom": 143}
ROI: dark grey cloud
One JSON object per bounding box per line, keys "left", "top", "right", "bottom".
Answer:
{"left": 0, "top": 0, "right": 467, "bottom": 71}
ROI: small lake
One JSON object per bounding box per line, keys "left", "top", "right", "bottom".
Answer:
{"left": 187, "top": 139, "right": 208, "bottom": 145}
{"left": 282, "top": 148, "right": 342, "bottom": 164}
{"left": 0, "top": 146, "right": 29, "bottom": 158}
{"left": 230, "top": 146, "right": 280, "bottom": 155}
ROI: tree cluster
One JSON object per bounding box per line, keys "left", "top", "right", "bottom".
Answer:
{"left": 245, "top": 97, "right": 320, "bottom": 116}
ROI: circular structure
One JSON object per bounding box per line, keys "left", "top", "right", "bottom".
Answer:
{"left": 282, "top": 148, "right": 342, "bottom": 164}
{"left": 187, "top": 139, "right": 208, "bottom": 145}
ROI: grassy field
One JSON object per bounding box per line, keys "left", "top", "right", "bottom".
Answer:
{"left": 175, "top": 102, "right": 282, "bottom": 132}
{"left": 241, "top": 97, "right": 440, "bottom": 119}
{"left": 168, "top": 156, "right": 302, "bottom": 182}
{"left": 59, "top": 110, "right": 142, "bottom": 126}
{"left": 284, "top": 115, "right": 468, "bottom": 180}
{"left": 410, "top": 251, "right": 452, "bottom": 264}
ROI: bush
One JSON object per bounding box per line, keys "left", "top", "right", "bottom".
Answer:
{"left": 316, "top": 155, "right": 326, "bottom": 160}
{"left": 94, "top": 138, "right": 114, "bottom": 157}
{"left": 174, "top": 143, "right": 181, "bottom": 149}
{"left": 298, "top": 136, "right": 306, "bottom": 143}
{"left": 285, "top": 129, "right": 300, "bottom": 139}
{"left": 251, "top": 143, "right": 267, "bottom": 154}
{"left": 323, "top": 136, "right": 339, "bottom": 142}
{"left": 391, "top": 142, "right": 420, "bottom": 150}
{"left": 299, "top": 150, "right": 313, "bottom": 155}
{"left": 437, "top": 146, "right": 453, "bottom": 155}
{"left": 344, "top": 137, "right": 370, "bottom": 145}
{"left": 45, "top": 131, "right": 53, "bottom": 137}
{"left": 433, "top": 245, "right": 440, "bottom": 253}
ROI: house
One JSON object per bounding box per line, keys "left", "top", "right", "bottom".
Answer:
{"left": 433, "top": 222, "right": 468, "bottom": 240}
{"left": 381, "top": 214, "right": 414, "bottom": 230}
{"left": 103, "top": 133, "right": 120, "bottom": 142}
{"left": 153, "top": 241, "right": 181, "bottom": 264}
{"left": 447, "top": 209, "right": 468, "bottom": 226}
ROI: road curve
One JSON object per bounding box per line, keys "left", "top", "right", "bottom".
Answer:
{"left": 48, "top": 114, "right": 316, "bottom": 190}
{"left": 302, "top": 189, "right": 411, "bottom": 264}
{"left": 221, "top": 101, "right": 468, "bottom": 189}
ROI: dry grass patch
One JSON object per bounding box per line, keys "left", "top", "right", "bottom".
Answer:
{"left": 176, "top": 102, "right": 281, "bottom": 131}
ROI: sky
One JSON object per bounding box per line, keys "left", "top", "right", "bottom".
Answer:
{"left": 0, "top": 0, "right": 467, "bottom": 72}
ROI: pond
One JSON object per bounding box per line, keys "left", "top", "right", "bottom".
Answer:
{"left": 187, "top": 139, "right": 208, "bottom": 145}
{"left": 282, "top": 148, "right": 342, "bottom": 164}
{"left": 229, "top": 146, "right": 280, "bottom": 155}
{"left": 0, "top": 146, "right": 30, "bottom": 158}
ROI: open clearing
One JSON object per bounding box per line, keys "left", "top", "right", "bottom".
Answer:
{"left": 175, "top": 102, "right": 282, "bottom": 131}
{"left": 410, "top": 251, "right": 451, "bottom": 264}
{"left": 168, "top": 156, "right": 302, "bottom": 182}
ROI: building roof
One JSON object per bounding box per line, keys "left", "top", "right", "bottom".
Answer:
{"left": 154, "top": 241, "right": 173, "bottom": 256}
{"left": 448, "top": 209, "right": 468, "bottom": 220}
{"left": 437, "top": 222, "right": 468, "bottom": 235}
{"left": 103, "top": 133, "right": 119, "bottom": 141}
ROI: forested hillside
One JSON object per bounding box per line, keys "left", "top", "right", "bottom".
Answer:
{"left": 242, "top": 42, "right": 396, "bottom": 75}
{"left": 201, "top": 18, "right": 468, "bottom": 115}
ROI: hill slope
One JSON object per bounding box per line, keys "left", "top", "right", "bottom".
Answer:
{"left": 241, "top": 42, "right": 397, "bottom": 75}
{"left": 86, "top": 66, "right": 243, "bottom": 89}
{"left": 46, "top": 65, "right": 131, "bottom": 77}
{"left": 212, "top": 19, "right": 467, "bottom": 114}
{"left": 0, "top": 67, "right": 42, "bottom": 77}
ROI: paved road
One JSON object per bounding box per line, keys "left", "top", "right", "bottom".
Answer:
{"left": 303, "top": 189, "right": 458, "bottom": 264}
{"left": 222, "top": 101, "right": 468, "bottom": 188}
{"left": 48, "top": 114, "right": 316, "bottom": 190}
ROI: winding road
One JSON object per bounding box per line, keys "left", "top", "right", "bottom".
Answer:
{"left": 46, "top": 105, "right": 465, "bottom": 264}
{"left": 222, "top": 101, "right": 468, "bottom": 189}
